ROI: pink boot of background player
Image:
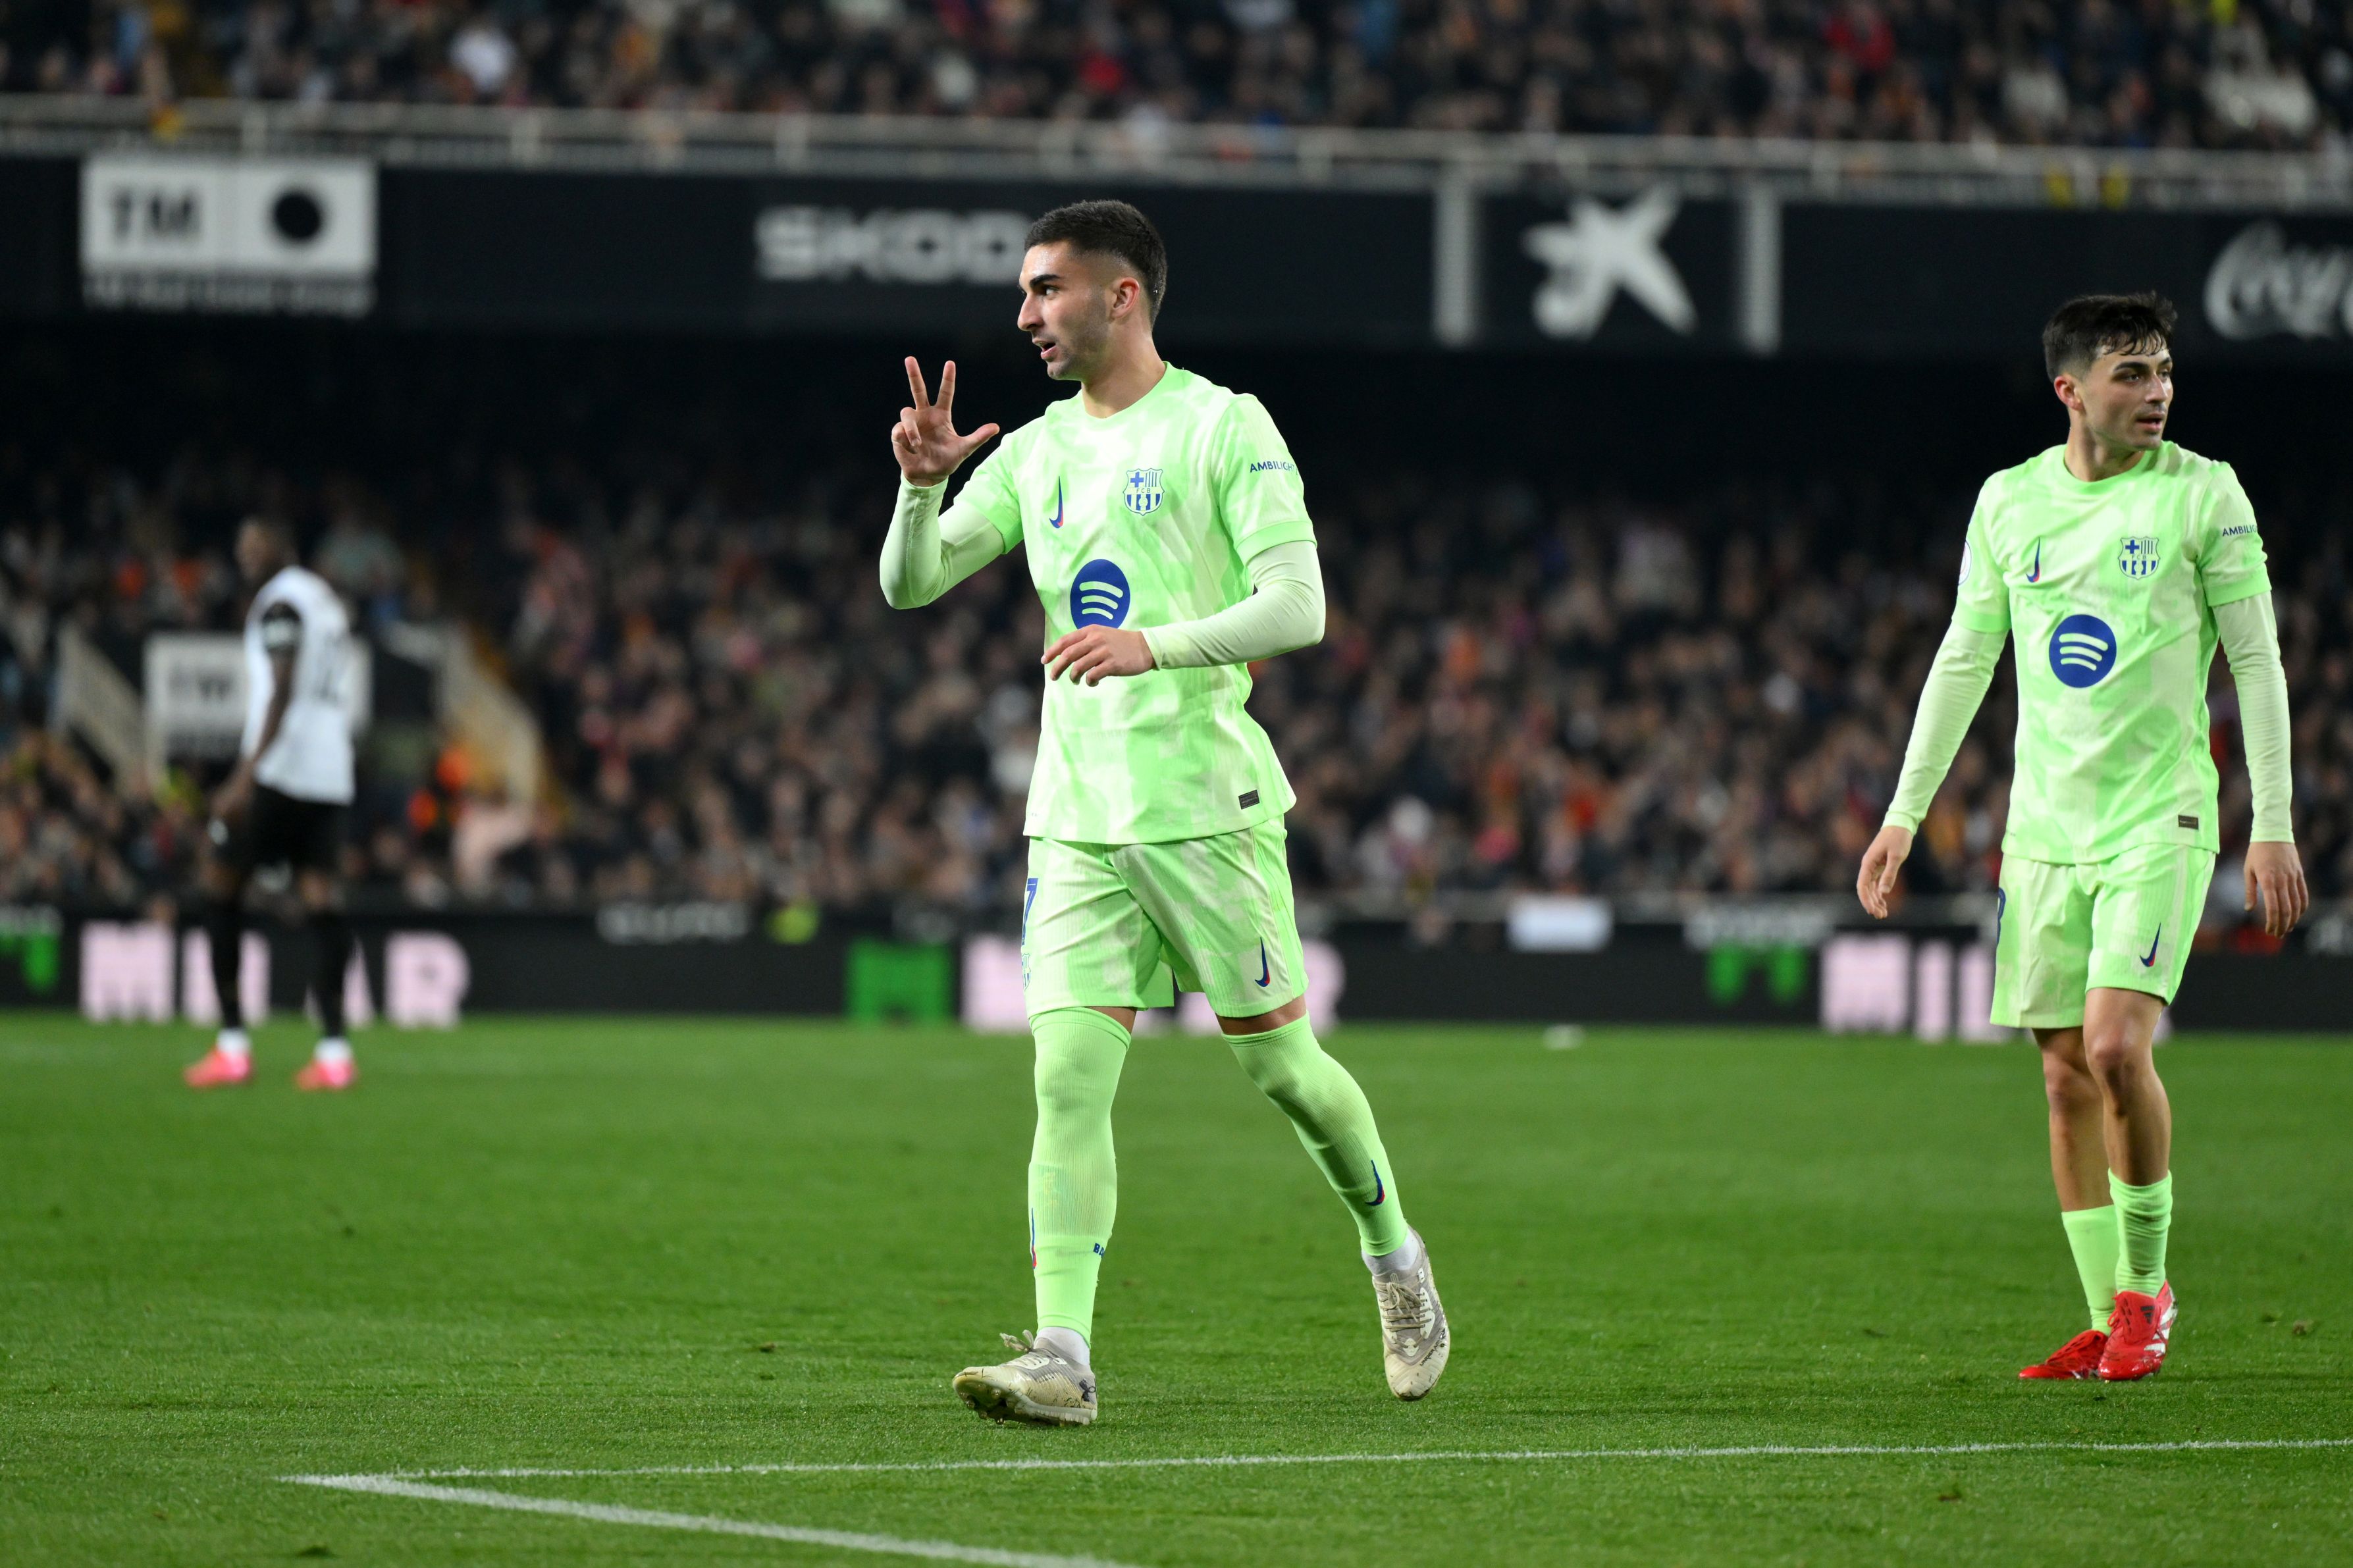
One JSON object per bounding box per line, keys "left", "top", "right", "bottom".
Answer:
{"left": 294, "top": 1040, "right": 357, "bottom": 1092}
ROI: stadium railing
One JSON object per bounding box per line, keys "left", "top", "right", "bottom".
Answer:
{"left": 2, "top": 95, "right": 2348, "bottom": 211}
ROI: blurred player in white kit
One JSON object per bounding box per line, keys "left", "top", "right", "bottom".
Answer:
{"left": 183, "top": 518, "right": 361, "bottom": 1091}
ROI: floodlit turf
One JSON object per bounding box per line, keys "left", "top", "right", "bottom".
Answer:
{"left": 5, "top": 1014, "right": 2351, "bottom": 1566}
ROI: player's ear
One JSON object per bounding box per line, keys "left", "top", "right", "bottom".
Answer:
{"left": 2051, "top": 373, "right": 2080, "bottom": 414}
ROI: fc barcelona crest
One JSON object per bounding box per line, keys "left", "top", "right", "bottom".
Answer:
{"left": 2117, "top": 535, "right": 2160, "bottom": 579}
{"left": 1124, "top": 467, "right": 1164, "bottom": 515}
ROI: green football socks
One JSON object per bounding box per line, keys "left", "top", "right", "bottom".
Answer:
{"left": 2109, "top": 1171, "right": 2173, "bottom": 1295}
{"left": 1026, "top": 1008, "right": 1411, "bottom": 1341}
{"left": 1225, "top": 1017, "right": 1410, "bottom": 1257}
{"left": 2059, "top": 1205, "right": 2122, "bottom": 1330}
{"left": 1028, "top": 1007, "right": 1130, "bottom": 1342}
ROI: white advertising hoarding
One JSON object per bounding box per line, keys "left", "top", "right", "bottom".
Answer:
{"left": 81, "top": 154, "right": 376, "bottom": 315}
{"left": 144, "top": 632, "right": 370, "bottom": 760}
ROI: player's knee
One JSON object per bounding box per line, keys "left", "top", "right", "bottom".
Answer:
{"left": 1236, "top": 1051, "right": 1309, "bottom": 1111}
{"left": 1032, "top": 1058, "right": 1116, "bottom": 1120}
{"left": 1032, "top": 1073, "right": 1106, "bottom": 1123}
{"left": 2039, "top": 1049, "right": 2098, "bottom": 1111}
{"left": 2082, "top": 1028, "right": 2148, "bottom": 1087}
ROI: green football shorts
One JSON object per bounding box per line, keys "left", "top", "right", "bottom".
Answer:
{"left": 1020, "top": 822, "right": 1308, "bottom": 1022}
{"left": 1990, "top": 842, "right": 2217, "bottom": 1030}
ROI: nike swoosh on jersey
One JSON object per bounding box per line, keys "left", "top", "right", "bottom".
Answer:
{"left": 2140, "top": 926, "right": 2161, "bottom": 967}
{"left": 1256, "top": 939, "right": 1270, "bottom": 987}
{"left": 2026, "top": 540, "right": 2042, "bottom": 583}
{"left": 1047, "top": 478, "right": 1063, "bottom": 529}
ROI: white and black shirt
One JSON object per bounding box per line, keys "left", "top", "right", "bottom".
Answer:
{"left": 242, "top": 565, "right": 356, "bottom": 804}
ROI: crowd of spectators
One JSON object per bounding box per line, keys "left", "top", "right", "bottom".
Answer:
{"left": 5, "top": 0, "right": 2348, "bottom": 149}
{"left": 4, "top": 434, "right": 2346, "bottom": 931}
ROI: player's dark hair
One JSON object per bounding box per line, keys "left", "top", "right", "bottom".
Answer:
{"left": 1025, "top": 200, "right": 1167, "bottom": 323}
{"left": 2042, "top": 292, "right": 2177, "bottom": 380}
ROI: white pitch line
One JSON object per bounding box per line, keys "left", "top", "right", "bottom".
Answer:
{"left": 287, "top": 1475, "right": 1142, "bottom": 1568}
{"left": 378, "top": 1434, "right": 2353, "bottom": 1480}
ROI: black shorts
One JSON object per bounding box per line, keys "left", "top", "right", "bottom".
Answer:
{"left": 226, "top": 785, "right": 347, "bottom": 877}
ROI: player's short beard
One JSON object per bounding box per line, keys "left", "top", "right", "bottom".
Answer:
{"left": 1055, "top": 296, "right": 1116, "bottom": 383}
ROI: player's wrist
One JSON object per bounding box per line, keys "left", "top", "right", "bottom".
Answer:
{"left": 1138, "top": 626, "right": 1189, "bottom": 670}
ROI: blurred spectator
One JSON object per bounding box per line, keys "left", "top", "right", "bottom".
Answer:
{"left": 315, "top": 502, "right": 408, "bottom": 628}
{"left": 5, "top": 436, "right": 2346, "bottom": 925}
{"left": 6, "top": 0, "right": 2348, "bottom": 151}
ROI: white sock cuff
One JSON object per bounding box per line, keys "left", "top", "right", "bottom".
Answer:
{"left": 1034, "top": 1326, "right": 1090, "bottom": 1367}
{"left": 1365, "top": 1229, "right": 1425, "bottom": 1276}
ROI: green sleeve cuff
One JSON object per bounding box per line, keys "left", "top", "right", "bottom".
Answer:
{"left": 950, "top": 502, "right": 1017, "bottom": 555}
{"left": 1139, "top": 625, "right": 1193, "bottom": 670}
{"left": 1231, "top": 516, "right": 1317, "bottom": 557}
{"left": 2202, "top": 575, "right": 2271, "bottom": 610}
{"left": 1949, "top": 606, "right": 2008, "bottom": 636}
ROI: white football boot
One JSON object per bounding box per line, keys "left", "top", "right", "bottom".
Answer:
{"left": 952, "top": 1332, "right": 1098, "bottom": 1426}
{"left": 1371, "top": 1229, "right": 1449, "bottom": 1399}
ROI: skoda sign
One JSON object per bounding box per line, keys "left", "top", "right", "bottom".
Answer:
{"left": 756, "top": 205, "right": 1030, "bottom": 285}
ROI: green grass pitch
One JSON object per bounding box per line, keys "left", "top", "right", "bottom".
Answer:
{"left": 6, "top": 1013, "right": 2351, "bottom": 1565}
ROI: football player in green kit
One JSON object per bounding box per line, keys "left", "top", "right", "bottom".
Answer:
{"left": 1859, "top": 294, "right": 2306, "bottom": 1382}
{"left": 880, "top": 200, "right": 1446, "bottom": 1425}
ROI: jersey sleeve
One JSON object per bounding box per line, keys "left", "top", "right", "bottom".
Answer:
{"left": 940, "top": 438, "right": 1023, "bottom": 555}
{"left": 1949, "top": 483, "right": 2010, "bottom": 636}
{"left": 2192, "top": 460, "right": 2272, "bottom": 609}
{"left": 259, "top": 602, "right": 304, "bottom": 655}
{"left": 1211, "top": 394, "right": 1315, "bottom": 558}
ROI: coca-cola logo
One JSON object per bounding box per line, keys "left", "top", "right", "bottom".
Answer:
{"left": 2204, "top": 221, "right": 2353, "bottom": 340}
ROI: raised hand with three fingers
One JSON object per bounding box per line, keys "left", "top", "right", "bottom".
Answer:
{"left": 891, "top": 357, "right": 1000, "bottom": 488}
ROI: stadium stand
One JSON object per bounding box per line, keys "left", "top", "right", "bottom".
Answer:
{"left": 5, "top": 0, "right": 2346, "bottom": 149}
{"left": 3, "top": 439, "right": 2344, "bottom": 920}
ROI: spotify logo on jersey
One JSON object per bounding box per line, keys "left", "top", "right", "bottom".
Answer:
{"left": 1071, "top": 559, "right": 1131, "bottom": 629}
{"left": 2049, "top": 613, "right": 2118, "bottom": 688}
